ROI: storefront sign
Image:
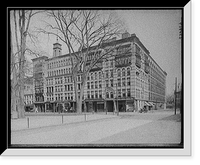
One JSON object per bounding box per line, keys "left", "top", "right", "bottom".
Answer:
{"left": 97, "top": 102, "right": 104, "bottom": 104}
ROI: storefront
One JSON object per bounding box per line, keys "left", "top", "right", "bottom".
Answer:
{"left": 116, "top": 97, "right": 135, "bottom": 112}
{"left": 106, "top": 100, "right": 114, "bottom": 112}
{"left": 24, "top": 104, "right": 34, "bottom": 112}
{"left": 84, "top": 99, "right": 105, "bottom": 112}
{"left": 144, "top": 101, "right": 151, "bottom": 110}
{"left": 126, "top": 98, "right": 135, "bottom": 112}
{"left": 34, "top": 102, "right": 45, "bottom": 112}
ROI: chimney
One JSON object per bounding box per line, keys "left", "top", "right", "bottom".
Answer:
{"left": 131, "top": 33, "right": 136, "bottom": 37}
{"left": 122, "top": 31, "right": 130, "bottom": 39}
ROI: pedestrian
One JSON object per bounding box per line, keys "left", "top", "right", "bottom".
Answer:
{"left": 126, "top": 104, "right": 129, "bottom": 112}
{"left": 35, "top": 107, "right": 38, "bottom": 113}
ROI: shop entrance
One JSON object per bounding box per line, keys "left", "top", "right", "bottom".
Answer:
{"left": 106, "top": 100, "right": 114, "bottom": 112}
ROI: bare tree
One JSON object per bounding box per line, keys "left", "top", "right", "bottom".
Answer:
{"left": 10, "top": 10, "right": 43, "bottom": 118}
{"left": 38, "top": 10, "right": 125, "bottom": 113}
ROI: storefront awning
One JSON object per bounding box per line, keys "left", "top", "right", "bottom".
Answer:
{"left": 145, "top": 102, "right": 151, "bottom": 106}
{"left": 148, "top": 102, "right": 154, "bottom": 106}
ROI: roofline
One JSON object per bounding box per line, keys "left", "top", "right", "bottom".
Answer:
{"left": 31, "top": 56, "right": 49, "bottom": 62}
{"left": 47, "top": 35, "right": 137, "bottom": 61}
{"left": 40, "top": 34, "right": 166, "bottom": 76}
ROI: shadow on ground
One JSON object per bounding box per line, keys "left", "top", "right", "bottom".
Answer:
{"left": 158, "top": 114, "right": 182, "bottom": 122}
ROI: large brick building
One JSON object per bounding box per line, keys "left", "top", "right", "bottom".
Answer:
{"left": 32, "top": 32, "right": 167, "bottom": 112}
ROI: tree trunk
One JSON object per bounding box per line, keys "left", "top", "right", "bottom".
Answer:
{"left": 10, "top": 25, "right": 16, "bottom": 113}
{"left": 76, "top": 73, "right": 87, "bottom": 114}
{"left": 17, "top": 10, "right": 27, "bottom": 118}
{"left": 76, "top": 99, "right": 82, "bottom": 114}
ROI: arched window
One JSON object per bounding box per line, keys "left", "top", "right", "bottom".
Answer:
{"left": 90, "top": 73, "right": 93, "bottom": 80}
{"left": 95, "top": 72, "right": 97, "bottom": 79}
{"left": 117, "top": 69, "right": 121, "bottom": 77}
{"left": 110, "top": 92, "right": 113, "bottom": 98}
{"left": 106, "top": 92, "right": 109, "bottom": 98}
{"left": 122, "top": 68, "right": 126, "bottom": 77}
{"left": 127, "top": 67, "right": 131, "bottom": 76}
{"left": 99, "top": 71, "right": 102, "bottom": 79}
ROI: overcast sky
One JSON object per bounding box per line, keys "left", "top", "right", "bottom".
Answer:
{"left": 116, "top": 10, "right": 182, "bottom": 95}
{"left": 26, "top": 9, "right": 182, "bottom": 95}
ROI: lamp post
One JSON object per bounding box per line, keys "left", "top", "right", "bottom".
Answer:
{"left": 115, "top": 82, "right": 119, "bottom": 115}
{"left": 174, "top": 77, "right": 177, "bottom": 115}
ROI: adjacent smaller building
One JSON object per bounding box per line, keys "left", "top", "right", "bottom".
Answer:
{"left": 24, "top": 76, "right": 34, "bottom": 111}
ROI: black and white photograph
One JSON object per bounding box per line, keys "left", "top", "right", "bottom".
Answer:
{"left": 4, "top": 2, "right": 192, "bottom": 157}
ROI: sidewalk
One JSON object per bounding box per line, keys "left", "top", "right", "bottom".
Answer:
{"left": 93, "top": 114, "right": 182, "bottom": 145}
{"left": 11, "top": 109, "right": 181, "bottom": 145}
{"left": 11, "top": 113, "right": 118, "bottom": 131}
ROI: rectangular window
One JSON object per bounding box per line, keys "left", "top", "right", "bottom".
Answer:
{"left": 87, "top": 82, "right": 90, "bottom": 89}
{"left": 99, "top": 81, "right": 102, "bottom": 88}
{"left": 95, "top": 91, "right": 98, "bottom": 98}
{"left": 105, "top": 70, "right": 109, "bottom": 79}
{"left": 127, "top": 77, "right": 131, "bottom": 86}
{"left": 110, "top": 79, "right": 113, "bottom": 87}
{"left": 91, "top": 91, "right": 94, "bottom": 99}
{"left": 127, "top": 88, "right": 131, "bottom": 97}
{"left": 99, "top": 90, "right": 102, "bottom": 98}
{"left": 91, "top": 82, "right": 94, "bottom": 89}
{"left": 122, "top": 78, "right": 126, "bottom": 86}
{"left": 87, "top": 91, "right": 90, "bottom": 99}
{"left": 122, "top": 89, "right": 126, "bottom": 98}
{"left": 78, "top": 83, "right": 81, "bottom": 90}
{"left": 110, "top": 70, "right": 113, "bottom": 77}
{"left": 106, "top": 80, "right": 109, "bottom": 87}
{"left": 95, "top": 81, "right": 98, "bottom": 88}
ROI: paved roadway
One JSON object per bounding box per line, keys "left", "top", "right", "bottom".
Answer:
{"left": 11, "top": 109, "right": 181, "bottom": 146}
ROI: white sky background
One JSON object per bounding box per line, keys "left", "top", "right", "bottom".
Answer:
{"left": 24, "top": 9, "right": 182, "bottom": 95}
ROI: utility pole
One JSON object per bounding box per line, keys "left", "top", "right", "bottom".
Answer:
{"left": 174, "top": 77, "right": 177, "bottom": 115}
{"left": 116, "top": 83, "right": 119, "bottom": 115}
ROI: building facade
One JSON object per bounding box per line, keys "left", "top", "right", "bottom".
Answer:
{"left": 23, "top": 76, "right": 34, "bottom": 111}
{"left": 32, "top": 32, "right": 167, "bottom": 112}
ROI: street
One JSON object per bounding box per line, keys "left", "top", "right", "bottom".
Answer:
{"left": 11, "top": 109, "right": 182, "bottom": 146}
